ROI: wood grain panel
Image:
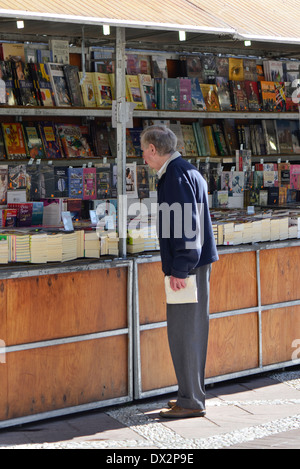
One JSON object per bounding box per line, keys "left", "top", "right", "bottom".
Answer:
{"left": 260, "top": 247, "right": 300, "bottom": 305}
{"left": 210, "top": 252, "right": 258, "bottom": 314}
{"left": 4, "top": 335, "right": 128, "bottom": 420}
{"left": 0, "top": 362, "right": 8, "bottom": 420}
{"left": 262, "top": 306, "right": 300, "bottom": 366}
{"left": 138, "top": 262, "right": 166, "bottom": 325}
{"left": 0, "top": 279, "right": 7, "bottom": 344}
{"left": 140, "top": 327, "right": 176, "bottom": 392}
{"left": 6, "top": 268, "right": 128, "bottom": 345}
{"left": 206, "top": 313, "right": 259, "bottom": 378}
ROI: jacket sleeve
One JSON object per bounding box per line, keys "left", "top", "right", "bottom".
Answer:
{"left": 162, "top": 173, "right": 203, "bottom": 278}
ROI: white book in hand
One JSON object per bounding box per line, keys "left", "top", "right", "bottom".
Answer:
{"left": 164, "top": 275, "right": 198, "bottom": 304}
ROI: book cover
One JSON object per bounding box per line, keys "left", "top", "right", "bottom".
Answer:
{"left": 36, "top": 49, "right": 53, "bottom": 63}
{"left": 92, "top": 57, "right": 115, "bottom": 73}
{"left": 151, "top": 55, "right": 168, "bottom": 78}
{"left": 201, "top": 55, "right": 217, "bottom": 83}
{"left": 63, "top": 65, "right": 84, "bottom": 106}
{"left": 262, "top": 120, "right": 279, "bottom": 154}
{"left": 31, "top": 201, "right": 44, "bottom": 225}
{"left": 57, "top": 124, "right": 94, "bottom": 158}
{"left": 8, "top": 202, "right": 33, "bottom": 227}
{"left": 164, "top": 78, "right": 180, "bottom": 111}
{"left": 126, "top": 163, "right": 138, "bottom": 198}
{"left": 259, "top": 81, "right": 277, "bottom": 112}
{"left": 215, "top": 76, "right": 232, "bottom": 111}
{"left": 223, "top": 119, "right": 239, "bottom": 156}
{"left": 46, "top": 62, "right": 72, "bottom": 107}
{"left": 278, "top": 162, "right": 290, "bottom": 188}
{"left": 39, "top": 122, "right": 63, "bottom": 159}
{"left": 31, "top": 63, "right": 55, "bottom": 106}
{"left": 2, "top": 123, "right": 28, "bottom": 159}
{"left": 138, "top": 74, "right": 156, "bottom": 109}
{"left": 256, "top": 64, "right": 265, "bottom": 82}
{"left": 179, "top": 78, "right": 192, "bottom": 111}
{"left": 243, "top": 59, "right": 257, "bottom": 81}
{"left": 181, "top": 55, "right": 203, "bottom": 78}
{"left": 276, "top": 120, "right": 293, "bottom": 153}
{"left": 82, "top": 167, "right": 96, "bottom": 200}
{"left": 8, "top": 164, "right": 27, "bottom": 190}
{"left": 290, "top": 164, "right": 300, "bottom": 189}
{"left": 92, "top": 72, "right": 113, "bottom": 108}
{"left": 285, "top": 80, "right": 300, "bottom": 111}
{"left": 95, "top": 163, "right": 112, "bottom": 199}
{"left": 181, "top": 124, "right": 198, "bottom": 157}
{"left": 212, "top": 123, "right": 228, "bottom": 156}
{"left": 0, "top": 165, "right": 7, "bottom": 204}
{"left": 126, "top": 75, "right": 144, "bottom": 110}
{"left": 203, "top": 126, "right": 218, "bottom": 157}
{"left": 244, "top": 80, "right": 261, "bottom": 111}
{"left": 229, "top": 57, "right": 244, "bottom": 81}
{"left": 26, "top": 164, "right": 41, "bottom": 200}
{"left": 129, "top": 127, "right": 143, "bottom": 157}
{"left": 68, "top": 167, "right": 83, "bottom": 199}
{"left": 200, "top": 84, "right": 220, "bottom": 111}
{"left": 126, "top": 129, "right": 136, "bottom": 157}
{"left": 263, "top": 60, "right": 284, "bottom": 82}
{"left": 22, "top": 122, "right": 46, "bottom": 159}
{"left": 190, "top": 77, "right": 206, "bottom": 111}
{"left": 39, "top": 165, "right": 55, "bottom": 198}
{"left": 49, "top": 39, "right": 69, "bottom": 64}
{"left": 78, "top": 72, "right": 97, "bottom": 107}
{"left": 216, "top": 57, "right": 229, "bottom": 78}
{"left": 0, "top": 43, "right": 25, "bottom": 61}
{"left": 54, "top": 166, "right": 69, "bottom": 197}
{"left": 91, "top": 121, "right": 111, "bottom": 157}
{"left": 126, "top": 54, "right": 140, "bottom": 75}
{"left": 137, "top": 165, "right": 150, "bottom": 199}
{"left": 12, "top": 61, "right": 39, "bottom": 106}
{"left": 229, "top": 81, "right": 249, "bottom": 111}
{"left": 274, "top": 82, "right": 286, "bottom": 111}
{"left": 0, "top": 61, "right": 18, "bottom": 105}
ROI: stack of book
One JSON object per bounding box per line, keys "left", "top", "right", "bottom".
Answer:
{"left": 30, "top": 233, "right": 48, "bottom": 264}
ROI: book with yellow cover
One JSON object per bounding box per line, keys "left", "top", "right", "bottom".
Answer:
{"left": 125, "top": 75, "right": 144, "bottom": 109}
{"left": 229, "top": 57, "right": 244, "bottom": 81}
{"left": 92, "top": 72, "right": 113, "bottom": 107}
{"left": 78, "top": 72, "right": 97, "bottom": 107}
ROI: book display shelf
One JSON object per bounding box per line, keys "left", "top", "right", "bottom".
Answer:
{"left": 0, "top": 16, "right": 299, "bottom": 429}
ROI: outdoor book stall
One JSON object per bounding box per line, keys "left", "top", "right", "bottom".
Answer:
{"left": 0, "top": 1, "right": 299, "bottom": 428}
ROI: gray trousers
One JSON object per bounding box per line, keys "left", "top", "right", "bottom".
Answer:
{"left": 166, "top": 263, "right": 212, "bottom": 410}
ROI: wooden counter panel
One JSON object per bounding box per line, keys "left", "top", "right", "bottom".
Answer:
{"left": 260, "top": 247, "right": 300, "bottom": 305}
{"left": 210, "top": 252, "right": 258, "bottom": 314}
{"left": 262, "top": 306, "right": 300, "bottom": 366}
{"left": 138, "top": 262, "right": 166, "bottom": 325}
{"left": 0, "top": 363, "right": 7, "bottom": 420}
{"left": 206, "top": 313, "right": 259, "bottom": 378}
{"left": 140, "top": 327, "right": 176, "bottom": 392}
{"left": 6, "top": 268, "right": 128, "bottom": 345}
{"left": 0, "top": 279, "right": 6, "bottom": 344}
{"left": 3, "top": 335, "right": 128, "bottom": 421}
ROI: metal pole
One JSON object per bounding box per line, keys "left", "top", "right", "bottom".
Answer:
{"left": 115, "top": 27, "right": 127, "bottom": 258}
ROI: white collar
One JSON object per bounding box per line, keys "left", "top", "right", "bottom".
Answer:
{"left": 157, "top": 151, "right": 181, "bottom": 179}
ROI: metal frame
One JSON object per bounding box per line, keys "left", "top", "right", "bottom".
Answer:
{"left": 0, "top": 258, "right": 134, "bottom": 430}
{"left": 133, "top": 241, "right": 300, "bottom": 400}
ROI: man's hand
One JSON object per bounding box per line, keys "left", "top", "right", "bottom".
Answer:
{"left": 170, "top": 276, "right": 186, "bottom": 292}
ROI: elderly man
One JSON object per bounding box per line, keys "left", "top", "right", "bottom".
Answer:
{"left": 140, "top": 124, "right": 218, "bottom": 418}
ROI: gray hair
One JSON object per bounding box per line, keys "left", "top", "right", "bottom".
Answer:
{"left": 140, "top": 125, "right": 177, "bottom": 156}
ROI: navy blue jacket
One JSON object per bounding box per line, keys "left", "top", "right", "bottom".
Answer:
{"left": 157, "top": 156, "right": 218, "bottom": 278}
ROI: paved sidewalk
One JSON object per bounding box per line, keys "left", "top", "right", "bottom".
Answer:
{"left": 0, "top": 368, "right": 299, "bottom": 450}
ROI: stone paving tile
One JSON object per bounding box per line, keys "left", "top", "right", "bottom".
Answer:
{"left": 228, "top": 428, "right": 300, "bottom": 449}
